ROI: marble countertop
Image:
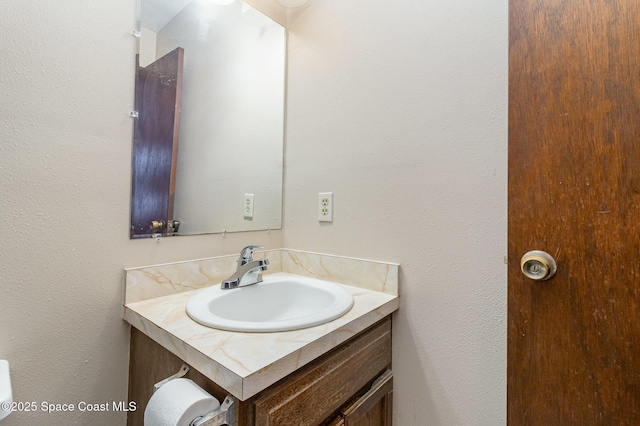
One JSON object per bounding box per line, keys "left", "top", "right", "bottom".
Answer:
{"left": 123, "top": 272, "right": 399, "bottom": 400}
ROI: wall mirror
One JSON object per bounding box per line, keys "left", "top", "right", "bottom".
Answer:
{"left": 130, "top": 0, "right": 285, "bottom": 238}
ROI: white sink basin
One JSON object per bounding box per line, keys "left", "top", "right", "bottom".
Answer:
{"left": 186, "top": 275, "right": 354, "bottom": 332}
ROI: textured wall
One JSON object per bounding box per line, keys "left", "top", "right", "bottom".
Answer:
{"left": 0, "top": 0, "right": 507, "bottom": 424}
{"left": 283, "top": 0, "right": 508, "bottom": 424}
{"left": 0, "top": 1, "right": 281, "bottom": 424}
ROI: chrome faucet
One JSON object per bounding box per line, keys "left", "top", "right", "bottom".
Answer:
{"left": 221, "top": 245, "right": 270, "bottom": 289}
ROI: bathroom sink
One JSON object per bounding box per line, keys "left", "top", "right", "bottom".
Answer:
{"left": 186, "top": 275, "right": 354, "bottom": 332}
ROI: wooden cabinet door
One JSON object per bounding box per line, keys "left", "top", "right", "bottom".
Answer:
{"left": 253, "top": 320, "right": 391, "bottom": 426}
{"left": 331, "top": 370, "right": 393, "bottom": 426}
{"left": 509, "top": 0, "right": 640, "bottom": 423}
{"left": 130, "top": 47, "right": 183, "bottom": 238}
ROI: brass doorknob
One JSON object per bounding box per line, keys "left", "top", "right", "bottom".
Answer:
{"left": 520, "top": 250, "right": 557, "bottom": 281}
{"left": 150, "top": 220, "right": 166, "bottom": 230}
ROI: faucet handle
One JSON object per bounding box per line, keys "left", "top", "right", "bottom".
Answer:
{"left": 239, "top": 245, "right": 264, "bottom": 265}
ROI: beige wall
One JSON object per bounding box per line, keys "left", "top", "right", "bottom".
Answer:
{"left": 0, "top": 1, "right": 281, "bottom": 425}
{"left": 283, "top": 0, "right": 507, "bottom": 424}
{"left": 0, "top": 0, "right": 506, "bottom": 425}
{"left": 138, "top": 27, "right": 157, "bottom": 67}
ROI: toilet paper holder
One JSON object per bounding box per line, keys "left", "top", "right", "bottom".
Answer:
{"left": 153, "top": 365, "right": 234, "bottom": 426}
{"left": 153, "top": 364, "right": 190, "bottom": 393}
{"left": 191, "top": 396, "right": 234, "bottom": 426}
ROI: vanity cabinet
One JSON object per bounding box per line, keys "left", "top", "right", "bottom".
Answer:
{"left": 127, "top": 317, "right": 392, "bottom": 426}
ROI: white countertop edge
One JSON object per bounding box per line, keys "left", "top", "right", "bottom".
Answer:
{"left": 123, "top": 279, "right": 399, "bottom": 400}
{"left": 240, "top": 297, "right": 399, "bottom": 399}
{"left": 123, "top": 306, "right": 245, "bottom": 397}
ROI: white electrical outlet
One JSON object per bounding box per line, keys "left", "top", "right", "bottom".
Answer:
{"left": 244, "top": 194, "right": 254, "bottom": 218}
{"left": 318, "top": 192, "right": 333, "bottom": 222}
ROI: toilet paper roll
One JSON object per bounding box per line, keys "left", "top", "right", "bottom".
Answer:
{"left": 144, "top": 378, "right": 220, "bottom": 426}
{"left": 0, "top": 360, "right": 12, "bottom": 421}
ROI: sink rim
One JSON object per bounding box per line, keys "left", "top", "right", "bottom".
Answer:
{"left": 186, "top": 275, "right": 355, "bottom": 333}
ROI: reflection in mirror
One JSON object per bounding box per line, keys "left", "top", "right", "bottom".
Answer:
{"left": 131, "top": 0, "right": 285, "bottom": 238}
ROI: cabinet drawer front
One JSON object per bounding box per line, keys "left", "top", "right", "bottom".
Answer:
{"left": 254, "top": 318, "right": 392, "bottom": 426}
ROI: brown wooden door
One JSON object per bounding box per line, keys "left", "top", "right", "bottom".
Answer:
{"left": 130, "top": 47, "right": 183, "bottom": 238}
{"left": 508, "top": 0, "right": 640, "bottom": 424}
